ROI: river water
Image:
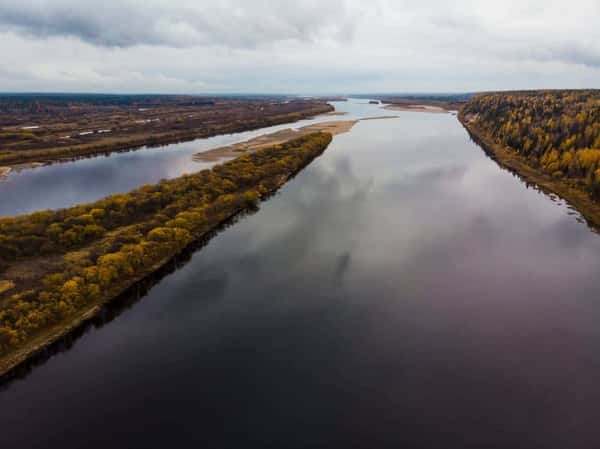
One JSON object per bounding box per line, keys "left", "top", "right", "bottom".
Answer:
{"left": 2, "top": 101, "right": 600, "bottom": 448}
{"left": 0, "top": 100, "right": 388, "bottom": 216}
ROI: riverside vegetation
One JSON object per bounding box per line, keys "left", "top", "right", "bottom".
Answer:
{"left": 462, "top": 90, "right": 600, "bottom": 195}
{"left": 0, "top": 132, "right": 332, "bottom": 373}
{"left": 460, "top": 90, "right": 600, "bottom": 228}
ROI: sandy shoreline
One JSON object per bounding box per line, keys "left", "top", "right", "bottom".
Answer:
{"left": 0, "top": 166, "right": 11, "bottom": 177}
{"left": 194, "top": 116, "right": 399, "bottom": 162}
{"left": 383, "top": 104, "right": 448, "bottom": 113}
{"left": 194, "top": 120, "right": 358, "bottom": 162}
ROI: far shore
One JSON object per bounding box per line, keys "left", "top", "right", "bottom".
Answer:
{"left": 383, "top": 104, "right": 448, "bottom": 113}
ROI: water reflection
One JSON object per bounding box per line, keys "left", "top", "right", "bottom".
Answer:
{"left": 0, "top": 99, "right": 389, "bottom": 216}
{"left": 1, "top": 107, "right": 600, "bottom": 448}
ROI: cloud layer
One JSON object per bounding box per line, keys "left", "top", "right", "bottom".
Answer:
{"left": 0, "top": 0, "right": 598, "bottom": 93}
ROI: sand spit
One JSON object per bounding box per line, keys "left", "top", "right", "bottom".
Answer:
{"left": 361, "top": 115, "right": 400, "bottom": 121}
{"left": 383, "top": 104, "right": 448, "bottom": 113}
{"left": 193, "top": 116, "right": 400, "bottom": 162}
{"left": 194, "top": 120, "right": 358, "bottom": 162}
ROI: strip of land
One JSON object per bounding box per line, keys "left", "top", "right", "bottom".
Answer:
{"left": 194, "top": 120, "right": 357, "bottom": 162}
{"left": 0, "top": 132, "right": 333, "bottom": 379}
{"left": 377, "top": 96, "right": 470, "bottom": 111}
{"left": 0, "top": 95, "right": 333, "bottom": 167}
{"left": 383, "top": 104, "right": 448, "bottom": 113}
{"left": 194, "top": 116, "right": 399, "bottom": 162}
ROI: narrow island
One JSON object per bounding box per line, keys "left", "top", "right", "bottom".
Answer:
{"left": 459, "top": 90, "right": 600, "bottom": 228}
{"left": 0, "top": 132, "right": 333, "bottom": 378}
{"left": 194, "top": 120, "right": 358, "bottom": 162}
{"left": 193, "top": 117, "right": 398, "bottom": 162}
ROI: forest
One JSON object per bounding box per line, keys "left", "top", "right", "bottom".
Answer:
{"left": 0, "top": 132, "right": 332, "bottom": 357}
{"left": 462, "top": 90, "right": 600, "bottom": 197}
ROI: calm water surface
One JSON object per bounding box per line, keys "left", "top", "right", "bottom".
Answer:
{"left": 0, "top": 100, "right": 387, "bottom": 216}
{"left": 2, "top": 105, "right": 600, "bottom": 448}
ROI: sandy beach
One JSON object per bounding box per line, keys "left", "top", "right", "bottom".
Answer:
{"left": 193, "top": 116, "right": 401, "bottom": 162}
{"left": 193, "top": 120, "right": 358, "bottom": 162}
{"left": 383, "top": 104, "right": 448, "bottom": 113}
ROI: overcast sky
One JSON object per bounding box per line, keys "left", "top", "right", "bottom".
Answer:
{"left": 0, "top": 0, "right": 599, "bottom": 94}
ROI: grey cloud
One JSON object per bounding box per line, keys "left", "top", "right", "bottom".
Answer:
{"left": 0, "top": 0, "right": 598, "bottom": 93}
{"left": 0, "top": 0, "right": 359, "bottom": 48}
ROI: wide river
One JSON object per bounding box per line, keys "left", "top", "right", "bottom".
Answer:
{"left": 2, "top": 100, "right": 600, "bottom": 448}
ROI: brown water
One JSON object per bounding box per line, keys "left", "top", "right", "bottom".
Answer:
{"left": 1, "top": 104, "right": 600, "bottom": 448}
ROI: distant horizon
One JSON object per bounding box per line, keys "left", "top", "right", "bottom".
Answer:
{"left": 0, "top": 89, "right": 598, "bottom": 98}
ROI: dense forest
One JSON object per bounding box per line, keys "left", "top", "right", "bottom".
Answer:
{"left": 0, "top": 132, "right": 332, "bottom": 356}
{"left": 462, "top": 90, "right": 600, "bottom": 196}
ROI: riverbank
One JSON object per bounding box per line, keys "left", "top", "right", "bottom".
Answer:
{"left": 458, "top": 112, "right": 600, "bottom": 230}
{"left": 0, "top": 132, "right": 333, "bottom": 379}
{"left": 384, "top": 104, "right": 448, "bottom": 113}
{"left": 194, "top": 117, "right": 399, "bottom": 162}
{"left": 194, "top": 120, "right": 358, "bottom": 162}
{"left": 0, "top": 102, "right": 333, "bottom": 167}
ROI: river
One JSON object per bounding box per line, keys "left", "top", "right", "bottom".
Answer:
{"left": 1, "top": 101, "right": 600, "bottom": 448}
{"left": 0, "top": 100, "right": 388, "bottom": 216}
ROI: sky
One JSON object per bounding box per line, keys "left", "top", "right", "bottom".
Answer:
{"left": 0, "top": 0, "right": 599, "bottom": 94}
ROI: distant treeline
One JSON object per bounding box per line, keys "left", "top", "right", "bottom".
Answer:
{"left": 0, "top": 94, "right": 216, "bottom": 114}
{"left": 0, "top": 132, "right": 332, "bottom": 355}
{"left": 0, "top": 93, "right": 304, "bottom": 113}
{"left": 462, "top": 90, "right": 600, "bottom": 197}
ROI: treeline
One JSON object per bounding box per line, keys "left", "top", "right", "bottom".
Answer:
{"left": 0, "top": 132, "right": 332, "bottom": 353}
{"left": 462, "top": 90, "right": 600, "bottom": 196}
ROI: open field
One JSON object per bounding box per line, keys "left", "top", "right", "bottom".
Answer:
{"left": 0, "top": 95, "right": 333, "bottom": 166}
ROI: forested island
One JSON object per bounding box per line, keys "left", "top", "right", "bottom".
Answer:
{"left": 0, "top": 95, "right": 332, "bottom": 167}
{"left": 460, "top": 90, "right": 600, "bottom": 227}
{"left": 0, "top": 132, "right": 332, "bottom": 377}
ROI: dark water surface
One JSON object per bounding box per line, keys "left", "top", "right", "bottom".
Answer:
{"left": 2, "top": 106, "right": 600, "bottom": 448}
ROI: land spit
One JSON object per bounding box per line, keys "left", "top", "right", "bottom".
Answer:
{"left": 194, "top": 117, "right": 398, "bottom": 162}
{"left": 383, "top": 104, "right": 448, "bottom": 113}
